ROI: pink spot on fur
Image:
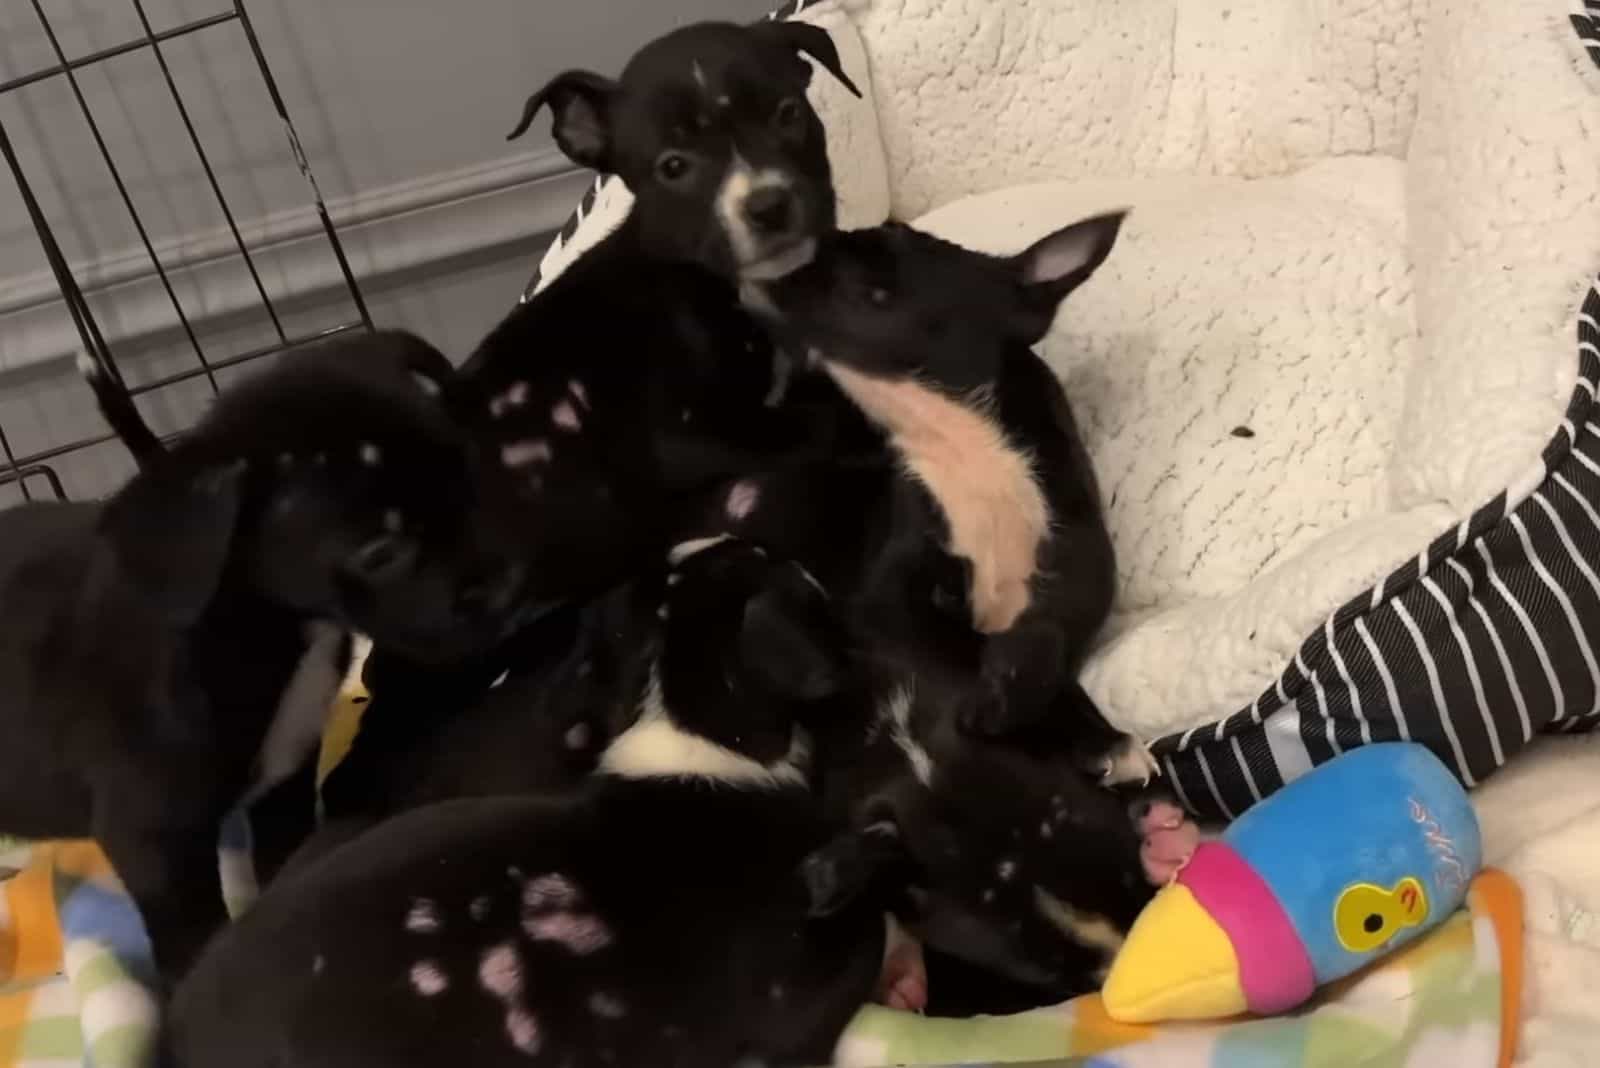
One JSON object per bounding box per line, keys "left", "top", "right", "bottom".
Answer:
{"left": 522, "top": 873, "right": 580, "bottom": 912}
{"left": 725, "top": 480, "right": 759, "bottom": 521}
{"left": 505, "top": 1007, "right": 542, "bottom": 1055}
{"left": 568, "top": 379, "right": 590, "bottom": 409}
{"left": 501, "top": 439, "right": 552, "bottom": 468}
{"left": 410, "top": 960, "right": 448, "bottom": 996}
{"left": 405, "top": 898, "right": 440, "bottom": 933}
{"left": 489, "top": 381, "right": 531, "bottom": 418}
{"left": 479, "top": 943, "right": 523, "bottom": 998}
{"left": 524, "top": 911, "right": 613, "bottom": 955}
{"left": 824, "top": 362, "right": 1046, "bottom": 633}
{"left": 552, "top": 400, "right": 581, "bottom": 431}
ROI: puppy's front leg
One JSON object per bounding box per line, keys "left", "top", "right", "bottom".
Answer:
{"left": 963, "top": 624, "right": 1065, "bottom": 737}
{"left": 93, "top": 797, "right": 227, "bottom": 985}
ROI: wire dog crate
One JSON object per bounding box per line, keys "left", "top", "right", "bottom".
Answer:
{"left": 0, "top": 0, "right": 371, "bottom": 504}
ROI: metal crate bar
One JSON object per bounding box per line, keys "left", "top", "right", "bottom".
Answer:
{"left": 0, "top": 10, "right": 237, "bottom": 96}
{"left": 27, "top": 0, "right": 220, "bottom": 392}
{"left": 4, "top": 321, "right": 367, "bottom": 472}
{"left": 0, "top": 464, "right": 67, "bottom": 500}
{"left": 130, "top": 0, "right": 290, "bottom": 346}
{"left": 0, "top": 1, "right": 374, "bottom": 501}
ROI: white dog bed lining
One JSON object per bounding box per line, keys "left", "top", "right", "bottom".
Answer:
{"left": 525, "top": 1, "right": 1600, "bottom": 822}
{"left": 1156, "top": 286, "right": 1600, "bottom": 821}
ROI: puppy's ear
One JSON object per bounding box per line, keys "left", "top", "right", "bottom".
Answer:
{"left": 1008, "top": 211, "right": 1127, "bottom": 343}
{"left": 737, "top": 564, "right": 844, "bottom": 702}
{"left": 752, "top": 21, "right": 862, "bottom": 98}
{"left": 801, "top": 820, "right": 908, "bottom": 917}
{"left": 507, "top": 70, "right": 619, "bottom": 171}
{"left": 99, "top": 461, "right": 245, "bottom": 627}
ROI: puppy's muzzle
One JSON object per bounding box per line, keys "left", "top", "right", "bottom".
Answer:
{"left": 744, "top": 186, "right": 799, "bottom": 239}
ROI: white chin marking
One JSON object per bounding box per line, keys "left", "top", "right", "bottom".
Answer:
{"left": 739, "top": 237, "right": 817, "bottom": 282}
{"left": 1032, "top": 886, "right": 1125, "bottom": 960}
{"left": 666, "top": 532, "right": 733, "bottom": 566}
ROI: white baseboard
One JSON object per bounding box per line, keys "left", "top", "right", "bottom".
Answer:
{"left": 0, "top": 148, "right": 590, "bottom": 374}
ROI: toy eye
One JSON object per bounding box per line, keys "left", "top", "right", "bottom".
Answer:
{"left": 656, "top": 152, "right": 694, "bottom": 184}
{"left": 1333, "top": 877, "right": 1428, "bottom": 953}
{"left": 774, "top": 97, "right": 804, "bottom": 130}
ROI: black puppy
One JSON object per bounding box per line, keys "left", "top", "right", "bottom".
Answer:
{"left": 746, "top": 214, "right": 1150, "bottom": 775}
{"left": 319, "top": 586, "right": 639, "bottom": 825}
{"left": 0, "top": 331, "right": 526, "bottom": 980}
{"left": 459, "top": 19, "right": 873, "bottom": 605}
{"left": 166, "top": 538, "right": 889, "bottom": 1068}
{"left": 804, "top": 671, "right": 1197, "bottom": 1015}
{"left": 510, "top": 19, "right": 860, "bottom": 281}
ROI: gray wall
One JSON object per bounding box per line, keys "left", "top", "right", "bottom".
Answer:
{"left": 0, "top": 0, "right": 775, "bottom": 503}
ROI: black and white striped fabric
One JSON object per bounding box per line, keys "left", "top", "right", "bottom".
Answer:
{"left": 1573, "top": 0, "right": 1600, "bottom": 66}
{"left": 1151, "top": 279, "right": 1600, "bottom": 820}
{"left": 1150, "top": 8, "right": 1600, "bottom": 821}
{"left": 519, "top": 0, "right": 818, "bottom": 303}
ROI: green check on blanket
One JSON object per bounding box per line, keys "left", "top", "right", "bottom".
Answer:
{"left": 0, "top": 833, "right": 1522, "bottom": 1068}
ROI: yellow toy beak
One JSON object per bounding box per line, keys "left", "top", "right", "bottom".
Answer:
{"left": 1101, "top": 884, "right": 1247, "bottom": 1023}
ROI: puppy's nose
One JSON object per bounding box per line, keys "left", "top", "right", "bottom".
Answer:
{"left": 744, "top": 187, "right": 797, "bottom": 236}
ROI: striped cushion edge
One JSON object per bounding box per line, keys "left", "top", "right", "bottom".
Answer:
{"left": 1573, "top": 1, "right": 1600, "bottom": 69}
{"left": 519, "top": 0, "right": 813, "bottom": 303}
{"left": 1153, "top": 276, "right": 1600, "bottom": 820}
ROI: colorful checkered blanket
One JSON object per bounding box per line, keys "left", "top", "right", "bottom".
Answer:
{"left": 835, "top": 870, "right": 1524, "bottom": 1068}
{"left": 1, "top": 843, "right": 1520, "bottom": 1068}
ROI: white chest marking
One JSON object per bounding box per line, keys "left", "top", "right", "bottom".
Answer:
{"left": 598, "top": 664, "right": 809, "bottom": 788}
{"left": 244, "top": 623, "right": 346, "bottom": 804}
{"left": 826, "top": 362, "right": 1047, "bottom": 633}
{"left": 879, "top": 686, "right": 933, "bottom": 786}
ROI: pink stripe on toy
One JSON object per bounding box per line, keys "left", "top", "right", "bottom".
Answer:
{"left": 1177, "top": 842, "right": 1315, "bottom": 1014}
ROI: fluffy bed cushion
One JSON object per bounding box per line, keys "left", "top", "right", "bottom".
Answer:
{"left": 892, "top": 0, "right": 1600, "bottom": 739}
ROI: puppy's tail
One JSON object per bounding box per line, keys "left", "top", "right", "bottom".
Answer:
{"left": 77, "top": 349, "right": 164, "bottom": 467}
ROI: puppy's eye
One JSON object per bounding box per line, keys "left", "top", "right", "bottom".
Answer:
{"left": 656, "top": 152, "right": 694, "bottom": 184}
{"left": 774, "top": 97, "right": 804, "bottom": 130}
{"left": 343, "top": 533, "right": 417, "bottom": 584}
{"left": 867, "top": 286, "right": 893, "bottom": 308}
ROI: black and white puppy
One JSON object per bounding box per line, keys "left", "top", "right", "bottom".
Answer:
{"left": 0, "top": 332, "right": 526, "bottom": 980}
{"left": 805, "top": 674, "right": 1199, "bottom": 1015}
{"left": 166, "top": 539, "right": 888, "bottom": 1068}
{"left": 749, "top": 215, "right": 1146, "bottom": 768}
{"left": 460, "top": 19, "right": 873, "bottom": 604}
{"left": 510, "top": 19, "right": 860, "bottom": 281}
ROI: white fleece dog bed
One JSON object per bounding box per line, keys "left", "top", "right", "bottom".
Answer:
{"left": 525, "top": 0, "right": 1600, "bottom": 821}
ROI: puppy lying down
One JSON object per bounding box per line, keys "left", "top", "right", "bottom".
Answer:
{"left": 166, "top": 539, "right": 891, "bottom": 1068}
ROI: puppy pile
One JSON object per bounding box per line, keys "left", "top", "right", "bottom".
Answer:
{"left": 0, "top": 19, "right": 1199, "bottom": 1068}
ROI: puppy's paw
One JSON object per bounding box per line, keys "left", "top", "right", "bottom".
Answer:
{"left": 876, "top": 920, "right": 928, "bottom": 1014}
{"left": 1099, "top": 735, "right": 1159, "bottom": 787}
{"left": 1136, "top": 799, "right": 1199, "bottom": 886}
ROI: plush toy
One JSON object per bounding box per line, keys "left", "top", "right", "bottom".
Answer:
{"left": 1101, "top": 742, "right": 1482, "bottom": 1023}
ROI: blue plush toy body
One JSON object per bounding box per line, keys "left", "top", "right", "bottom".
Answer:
{"left": 1103, "top": 742, "right": 1483, "bottom": 1022}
